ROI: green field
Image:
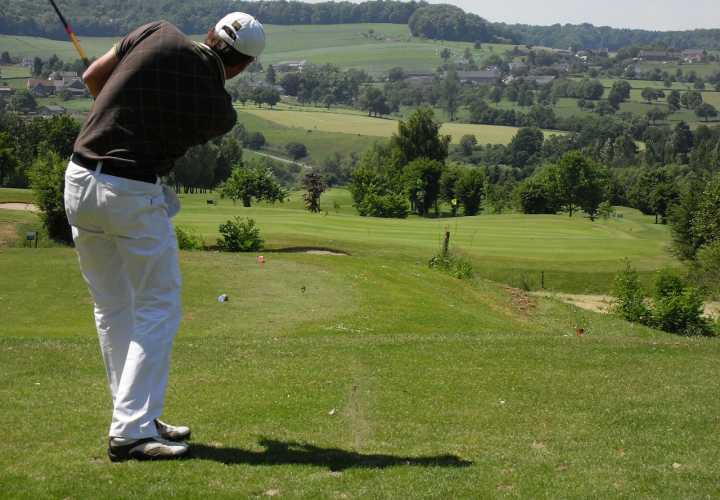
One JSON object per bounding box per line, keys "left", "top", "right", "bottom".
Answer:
{"left": 239, "top": 107, "right": 563, "bottom": 146}
{"left": 0, "top": 24, "right": 511, "bottom": 76}
{"left": 2, "top": 191, "right": 719, "bottom": 497}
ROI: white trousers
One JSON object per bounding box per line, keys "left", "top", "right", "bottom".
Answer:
{"left": 64, "top": 161, "right": 181, "bottom": 439}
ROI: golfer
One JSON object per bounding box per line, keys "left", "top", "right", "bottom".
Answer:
{"left": 64, "top": 13, "right": 265, "bottom": 461}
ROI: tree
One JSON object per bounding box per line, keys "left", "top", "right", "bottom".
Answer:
{"left": 459, "top": 135, "right": 477, "bottom": 156}
{"left": 215, "top": 136, "right": 243, "bottom": 186}
{"left": 439, "top": 164, "right": 462, "bottom": 216}
{"left": 594, "top": 101, "right": 617, "bottom": 116}
{"left": 173, "top": 142, "right": 218, "bottom": 193}
{"left": 672, "top": 122, "right": 694, "bottom": 162}
{"left": 507, "top": 127, "right": 543, "bottom": 168}
{"left": 641, "top": 87, "right": 663, "bottom": 104}
{"left": 285, "top": 142, "right": 308, "bottom": 160}
{"left": 387, "top": 67, "right": 405, "bottom": 82}
{"left": 692, "top": 173, "right": 720, "bottom": 252}
{"left": 391, "top": 108, "right": 450, "bottom": 165}
{"left": 682, "top": 91, "right": 703, "bottom": 110}
{"left": 608, "top": 80, "right": 631, "bottom": 107}
{"left": 265, "top": 65, "right": 276, "bottom": 85}
{"left": 695, "top": 103, "right": 718, "bottom": 122}
{"left": 0, "top": 51, "right": 11, "bottom": 64}
{"left": 455, "top": 168, "right": 485, "bottom": 216}
{"left": 440, "top": 48, "right": 452, "bottom": 62}
{"left": 0, "top": 132, "right": 18, "bottom": 187}
{"left": 9, "top": 90, "right": 37, "bottom": 113}
{"left": 220, "top": 159, "right": 286, "bottom": 207}
{"left": 442, "top": 67, "right": 460, "bottom": 121}
{"left": 551, "top": 151, "right": 605, "bottom": 218}
{"left": 245, "top": 132, "right": 266, "bottom": 150}
{"left": 302, "top": 170, "right": 326, "bottom": 213}
{"left": 28, "top": 150, "right": 72, "bottom": 244}
{"left": 667, "top": 90, "right": 681, "bottom": 112}
{"left": 402, "top": 158, "right": 444, "bottom": 216}
{"left": 514, "top": 174, "right": 559, "bottom": 214}
{"left": 358, "top": 87, "right": 390, "bottom": 117}
{"left": 646, "top": 107, "right": 669, "bottom": 125}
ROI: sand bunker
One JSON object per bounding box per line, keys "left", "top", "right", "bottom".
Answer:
{"left": 0, "top": 203, "right": 39, "bottom": 212}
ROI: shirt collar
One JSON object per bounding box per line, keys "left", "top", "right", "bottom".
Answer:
{"left": 193, "top": 41, "right": 226, "bottom": 84}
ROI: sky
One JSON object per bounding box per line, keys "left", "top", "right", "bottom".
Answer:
{"left": 303, "top": 0, "right": 720, "bottom": 31}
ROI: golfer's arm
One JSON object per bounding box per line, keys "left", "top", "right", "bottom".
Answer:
{"left": 83, "top": 47, "right": 119, "bottom": 98}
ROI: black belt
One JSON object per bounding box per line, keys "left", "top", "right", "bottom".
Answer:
{"left": 71, "top": 153, "right": 158, "bottom": 184}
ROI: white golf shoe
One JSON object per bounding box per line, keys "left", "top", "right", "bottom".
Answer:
{"left": 107, "top": 436, "right": 189, "bottom": 462}
{"left": 155, "top": 418, "right": 192, "bottom": 441}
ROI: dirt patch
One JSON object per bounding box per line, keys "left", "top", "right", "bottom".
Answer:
{"left": 0, "top": 222, "right": 17, "bottom": 246}
{"left": 533, "top": 292, "right": 614, "bottom": 314}
{"left": 504, "top": 286, "right": 535, "bottom": 317}
{"left": 533, "top": 292, "right": 720, "bottom": 319}
{"left": 271, "top": 246, "right": 349, "bottom": 256}
{"left": 0, "top": 203, "right": 39, "bottom": 213}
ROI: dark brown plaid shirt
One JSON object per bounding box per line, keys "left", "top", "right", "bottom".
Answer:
{"left": 74, "top": 21, "right": 237, "bottom": 176}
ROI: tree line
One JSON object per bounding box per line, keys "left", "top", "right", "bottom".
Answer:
{"left": 2, "top": 1, "right": 719, "bottom": 50}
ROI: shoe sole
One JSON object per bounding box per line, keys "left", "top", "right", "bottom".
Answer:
{"left": 108, "top": 446, "right": 191, "bottom": 462}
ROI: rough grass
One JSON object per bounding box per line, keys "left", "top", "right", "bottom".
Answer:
{"left": 2, "top": 190, "right": 718, "bottom": 497}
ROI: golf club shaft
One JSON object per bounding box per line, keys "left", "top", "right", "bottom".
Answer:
{"left": 48, "top": 0, "right": 90, "bottom": 68}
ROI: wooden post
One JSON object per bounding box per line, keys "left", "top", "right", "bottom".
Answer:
{"left": 541, "top": 271, "right": 545, "bottom": 289}
{"left": 442, "top": 230, "right": 450, "bottom": 257}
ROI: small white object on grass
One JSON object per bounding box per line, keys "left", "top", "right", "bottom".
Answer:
{"left": 328, "top": 408, "right": 337, "bottom": 416}
{"left": 218, "top": 294, "right": 229, "bottom": 303}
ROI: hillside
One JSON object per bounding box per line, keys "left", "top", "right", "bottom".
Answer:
{"left": 2, "top": 193, "right": 719, "bottom": 497}
{"left": 1, "top": 0, "right": 719, "bottom": 49}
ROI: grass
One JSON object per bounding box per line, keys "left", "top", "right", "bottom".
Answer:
{"left": 1, "top": 193, "right": 719, "bottom": 497}
{"left": 238, "top": 107, "right": 563, "bottom": 146}
{"left": 179, "top": 190, "right": 674, "bottom": 294}
{"left": 237, "top": 109, "right": 380, "bottom": 164}
{"left": 0, "top": 188, "right": 35, "bottom": 203}
{"left": 0, "top": 24, "right": 514, "bottom": 77}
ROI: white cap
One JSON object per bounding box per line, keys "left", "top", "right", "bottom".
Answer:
{"left": 215, "top": 12, "right": 266, "bottom": 58}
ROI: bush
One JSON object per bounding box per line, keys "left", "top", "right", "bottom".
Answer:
{"left": 429, "top": 252, "right": 474, "bottom": 280}
{"left": 285, "top": 142, "right": 308, "bottom": 160}
{"left": 217, "top": 217, "right": 263, "bottom": 252}
{"left": 28, "top": 150, "right": 72, "bottom": 245}
{"left": 612, "top": 260, "right": 651, "bottom": 324}
{"left": 245, "top": 132, "right": 266, "bottom": 150}
{"left": 613, "top": 263, "right": 713, "bottom": 336}
{"left": 175, "top": 225, "right": 204, "bottom": 250}
{"left": 358, "top": 192, "right": 409, "bottom": 218}
{"left": 651, "top": 269, "right": 710, "bottom": 336}
{"left": 689, "top": 240, "right": 720, "bottom": 299}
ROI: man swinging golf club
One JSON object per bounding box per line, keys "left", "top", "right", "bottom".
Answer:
{"left": 64, "top": 13, "right": 265, "bottom": 461}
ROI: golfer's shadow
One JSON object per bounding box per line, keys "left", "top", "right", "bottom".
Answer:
{"left": 191, "top": 438, "right": 472, "bottom": 471}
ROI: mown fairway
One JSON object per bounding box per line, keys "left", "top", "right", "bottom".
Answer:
{"left": 239, "top": 107, "right": 564, "bottom": 146}
{"left": 1, "top": 192, "right": 719, "bottom": 498}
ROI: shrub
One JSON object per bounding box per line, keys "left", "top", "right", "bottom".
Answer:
{"left": 429, "top": 246, "right": 474, "bottom": 280}
{"left": 245, "top": 132, "right": 266, "bottom": 150}
{"left": 175, "top": 225, "right": 204, "bottom": 250}
{"left": 651, "top": 269, "right": 710, "bottom": 336}
{"left": 217, "top": 217, "right": 263, "bottom": 252}
{"left": 358, "top": 192, "right": 409, "bottom": 218}
{"left": 689, "top": 241, "right": 720, "bottom": 299}
{"left": 612, "top": 260, "right": 651, "bottom": 324}
{"left": 28, "top": 150, "right": 72, "bottom": 245}
{"left": 285, "top": 142, "right": 308, "bottom": 160}
{"left": 613, "top": 263, "right": 713, "bottom": 336}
